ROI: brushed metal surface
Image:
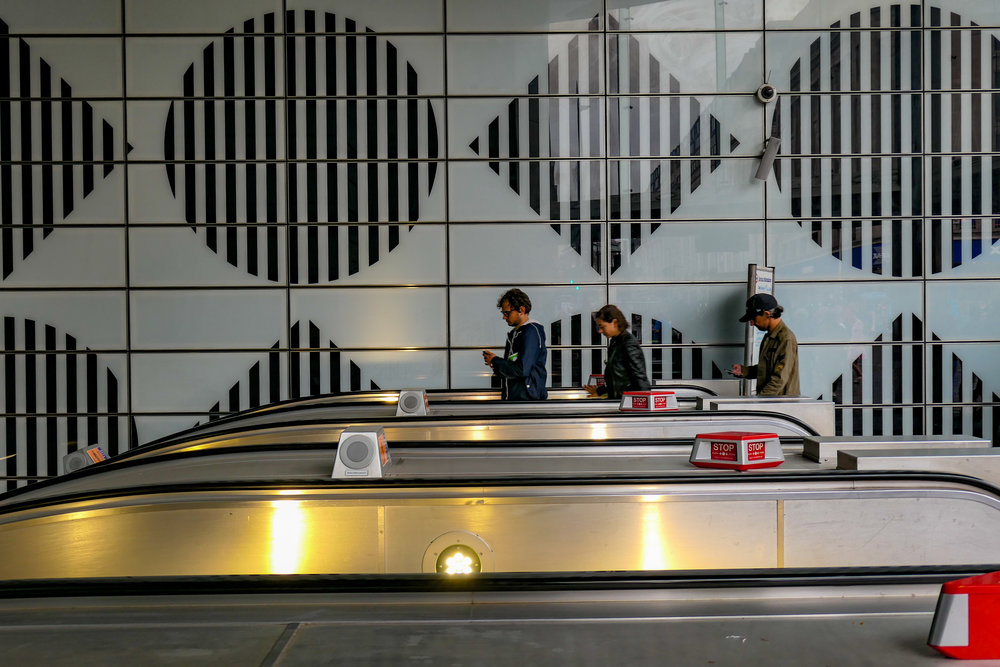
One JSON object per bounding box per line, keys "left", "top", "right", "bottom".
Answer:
{"left": 804, "top": 435, "right": 992, "bottom": 465}
{"left": 2, "top": 479, "right": 999, "bottom": 580}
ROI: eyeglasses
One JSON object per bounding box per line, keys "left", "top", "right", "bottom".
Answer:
{"left": 501, "top": 309, "right": 514, "bottom": 317}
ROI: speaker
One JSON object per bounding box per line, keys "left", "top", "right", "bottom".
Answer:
{"left": 332, "top": 426, "right": 390, "bottom": 479}
{"left": 62, "top": 445, "right": 108, "bottom": 474}
{"left": 396, "top": 389, "right": 429, "bottom": 416}
{"left": 754, "top": 136, "right": 781, "bottom": 181}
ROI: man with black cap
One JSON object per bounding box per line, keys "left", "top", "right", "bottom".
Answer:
{"left": 731, "top": 293, "right": 799, "bottom": 396}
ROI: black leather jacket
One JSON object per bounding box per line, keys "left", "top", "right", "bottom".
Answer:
{"left": 599, "top": 331, "right": 650, "bottom": 399}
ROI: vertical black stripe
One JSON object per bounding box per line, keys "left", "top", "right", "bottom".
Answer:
{"left": 309, "top": 322, "right": 321, "bottom": 397}
{"left": 406, "top": 64, "right": 418, "bottom": 222}
{"left": 550, "top": 321, "right": 562, "bottom": 386}
{"left": 25, "top": 324, "right": 37, "bottom": 477}
{"left": 0, "top": 38, "right": 10, "bottom": 278}
{"left": 528, "top": 77, "right": 540, "bottom": 213}
{"left": 689, "top": 98, "right": 701, "bottom": 190}
{"left": 290, "top": 323, "right": 302, "bottom": 399}
{"left": 82, "top": 350, "right": 96, "bottom": 454}
{"left": 65, "top": 335, "right": 77, "bottom": 450}
{"left": 508, "top": 99, "right": 519, "bottom": 192}
{"left": 44, "top": 326, "right": 56, "bottom": 474}
{"left": 106, "top": 371, "right": 118, "bottom": 456}
{"left": 269, "top": 343, "right": 280, "bottom": 403}
{"left": 348, "top": 225, "right": 359, "bottom": 274}
{"left": 790, "top": 61, "right": 801, "bottom": 216}
{"left": 350, "top": 360, "right": 361, "bottom": 391}
{"left": 249, "top": 361, "right": 261, "bottom": 409}
{"left": 60, "top": 80, "right": 73, "bottom": 219}
{"left": 329, "top": 342, "right": 341, "bottom": 393}
{"left": 3, "top": 318, "right": 14, "bottom": 478}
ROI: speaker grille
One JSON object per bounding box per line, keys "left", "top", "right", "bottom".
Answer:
{"left": 339, "top": 436, "right": 373, "bottom": 469}
{"left": 401, "top": 393, "right": 420, "bottom": 412}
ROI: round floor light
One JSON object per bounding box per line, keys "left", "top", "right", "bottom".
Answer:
{"left": 422, "top": 530, "right": 495, "bottom": 575}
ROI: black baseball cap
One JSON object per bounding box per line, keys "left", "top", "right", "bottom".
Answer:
{"left": 739, "top": 293, "right": 779, "bottom": 322}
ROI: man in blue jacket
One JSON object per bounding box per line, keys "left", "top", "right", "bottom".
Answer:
{"left": 482, "top": 288, "right": 548, "bottom": 400}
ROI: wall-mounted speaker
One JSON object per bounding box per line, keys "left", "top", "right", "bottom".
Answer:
{"left": 332, "top": 426, "right": 390, "bottom": 479}
{"left": 396, "top": 389, "right": 429, "bottom": 416}
{"left": 62, "top": 445, "right": 108, "bottom": 474}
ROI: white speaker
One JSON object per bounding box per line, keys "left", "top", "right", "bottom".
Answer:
{"left": 396, "top": 389, "right": 429, "bottom": 416}
{"left": 332, "top": 426, "right": 390, "bottom": 479}
{"left": 62, "top": 445, "right": 108, "bottom": 474}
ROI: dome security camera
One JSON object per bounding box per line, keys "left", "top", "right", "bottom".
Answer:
{"left": 756, "top": 83, "right": 778, "bottom": 103}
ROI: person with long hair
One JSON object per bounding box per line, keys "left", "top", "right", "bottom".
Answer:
{"left": 584, "top": 304, "right": 649, "bottom": 399}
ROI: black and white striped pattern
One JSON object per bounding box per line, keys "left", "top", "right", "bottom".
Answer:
{"left": 288, "top": 320, "right": 381, "bottom": 397}
{"left": 772, "top": 4, "right": 1000, "bottom": 276}
{"left": 822, "top": 313, "right": 925, "bottom": 436}
{"left": 1, "top": 317, "right": 129, "bottom": 490}
{"left": 164, "top": 11, "right": 440, "bottom": 284}
{"left": 0, "top": 19, "right": 122, "bottom": 280}
{"left": 824, "top": 311, "right": 1000, "bottom": 442}
{"left": 197, "top": 321, "right": 383, "bottom": 423}
{"left": 546, "top": 312, "right": 726, "bottom": 388}
{"left": 204, "top": 343, "right": 284, "bottom": 421}
{"left": 470, "top": 15, "right": 741, "bottom": 274}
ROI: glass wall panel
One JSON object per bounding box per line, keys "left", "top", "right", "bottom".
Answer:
{"left": 129, "top": 289, "right": 287, "bottom": 350}
{"left": 608, "top": 95, "right": 762, "bottom": 159}
{"left": 609, "top": 158, "right": 763, "bottom": 220}
{"left": 450, "top": 223, "right": 605, "bottom": 284}
{"left": 765, "top": 29, "right": 923, "bottom": 95}
{"left": 777, "top": 282, "right": 923, "bottom": 344}
{"left": 449, "top": 159, "right": 606, "bottom": 222}
{"left": 800, "top": 343, "right": 926, "bottom": 436}
{"left": 613, "top": 220, "right": 763, "bottom": 282}
{"left": 290, "top": 287, "right": 447, "bottom": 348}
{"left": 126, "top": 163, "right": 289, "bottom": 224}
{"left": 924, "top": 219, "right": 1000, "bottom": 278}
{"left": 130, "top": 350, "right": 288, "bottom": 414}
{"left": 767, "top": 219, "right": 924, "bottom": 280}
{"left": 447, "top": 0, "right": 602, "bottom": 32}
{"left": 0, "top": 292, "right": 126, "bottom": 350}
{"left": 1, "top": 227, "right": 126, "bottom": 288}
{"left": 607, "top": 32, "right": 763, "bottom": 95}
{"left": 6, "top": 38, "right": 122, "bottom": 97}
{"left": 287, "top": 224, "right": 447, "bottom": 286}
{"left": 287, "top": 0, "right": 444, "bottom": 33}
{"left": 447, "top": 34, "right": 604, "bottom": 96}
{"left": 125, "top": 37, "right": 287, "bottom": 98}
{"left": 448, "top": 97, "right": 606, "bottom": 160}
{"left": 0, "top": 0, "right": 121, "bottom": 33}
{"left": 765, "top": 0, "right": 914, "bottom": 30}
{"left": 926, "top": 280, "right": 1000, "bottom": 341}
{"left": 609, "top": 0, "right": 763, "bottom": 31}
{"left": 927, "top": 1, "right": 1000, "bottom": 29}
{"left": 124, "top": 0, "right": 281, "bottom": 33}
{"left": 608, "top": 284, "right": 748, "bottom": 345}
{"left": 130, "top": 225, "right": 288, "bottom": 287}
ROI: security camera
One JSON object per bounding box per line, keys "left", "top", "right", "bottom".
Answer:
{"left": 756, "top": 83, "right": 778, "bottom": 104}
{"left": 754, "top": 137, "right": 781, "bottom": 181}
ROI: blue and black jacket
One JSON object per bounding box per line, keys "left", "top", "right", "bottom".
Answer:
{"left": 490, "top": 320, "right": 548, "bottom": 400}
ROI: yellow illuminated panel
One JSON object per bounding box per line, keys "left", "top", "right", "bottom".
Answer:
{"left": 269, "top": 500, "right": 307, "bottom": 574}
{"left": 640, "top": 501, "right": 671, "bottom": 570}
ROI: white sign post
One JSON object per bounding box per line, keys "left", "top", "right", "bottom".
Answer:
{"left": 742, "top": 264, "right": 775, "bottom": 396}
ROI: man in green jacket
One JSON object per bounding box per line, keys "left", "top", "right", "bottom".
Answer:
{"left": 731, "top": 293, "right": 800, "bottom": 396}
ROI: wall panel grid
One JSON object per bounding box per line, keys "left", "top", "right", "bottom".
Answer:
{"left": 3, "top": 0, "right": 1000, "bottom": 488}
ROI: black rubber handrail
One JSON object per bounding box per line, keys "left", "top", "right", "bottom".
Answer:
{"left": 120, "top": 407, "right": 819, "bottom": 463}
{"left": 3, "top": 469, "right": 1000, "bottom": 516}
{"left": 0, "top": 564, "right": 992, "bottom": 600}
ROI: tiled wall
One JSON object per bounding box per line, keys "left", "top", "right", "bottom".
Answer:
{"left": 3, "top": 0, "right": 1000, "bottom": 488}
